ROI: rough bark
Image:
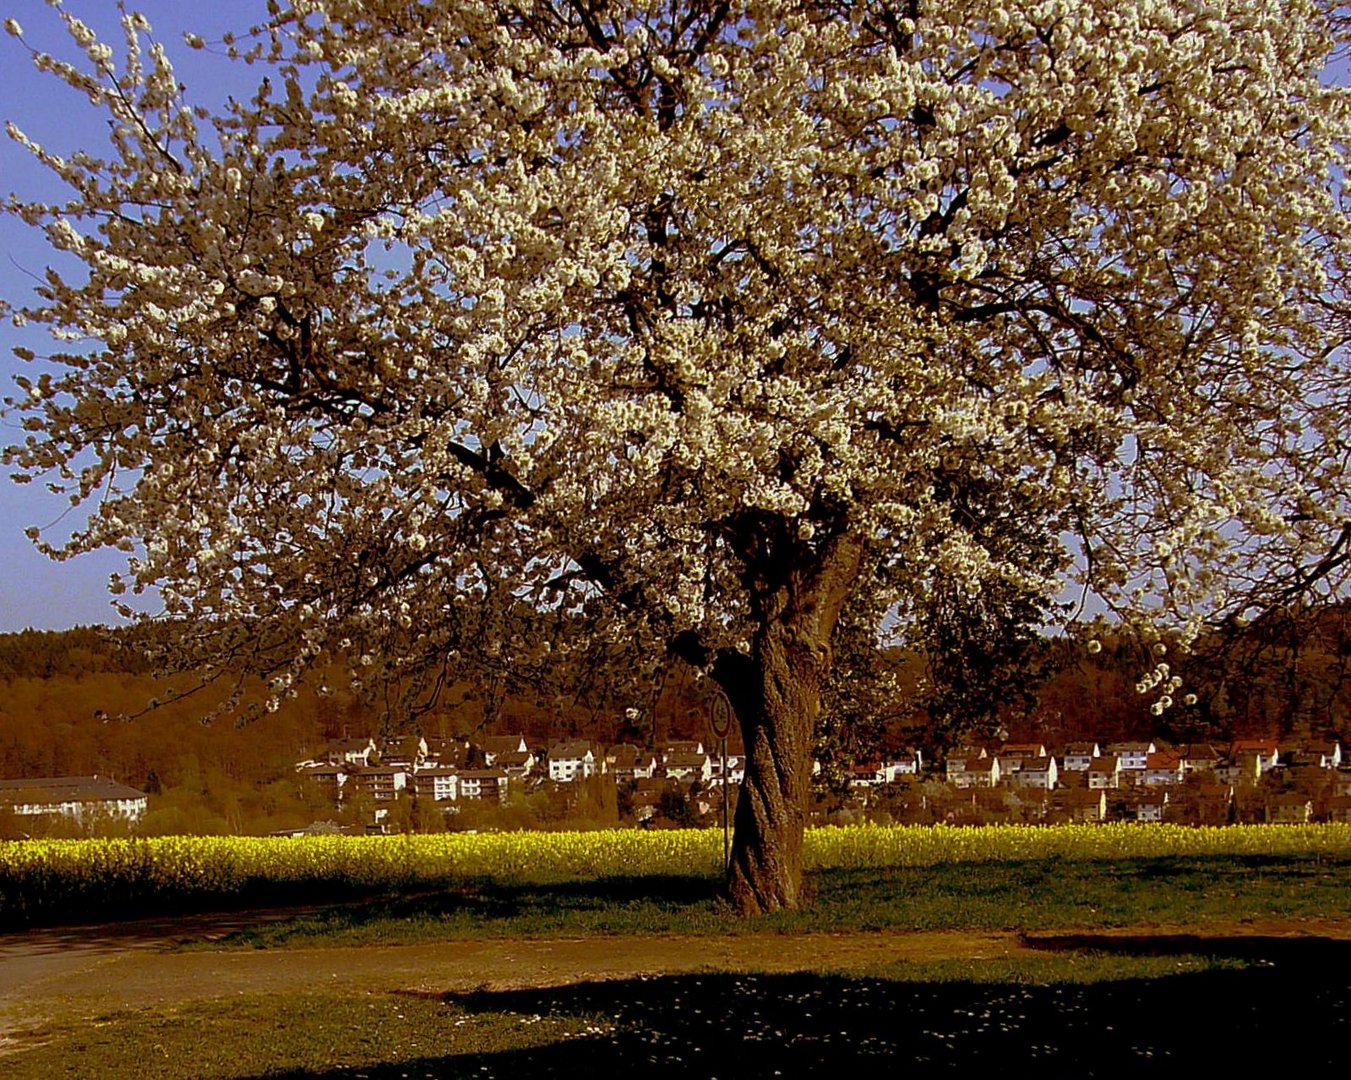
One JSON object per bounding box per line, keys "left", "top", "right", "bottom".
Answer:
{"left": 723, "top": 621, "right": 819, "bottom": 913}
{"left": 720, "top": 533, "right": 862, "bottom": 915}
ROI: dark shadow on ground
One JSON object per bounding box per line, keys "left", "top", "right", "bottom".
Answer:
{"left": 0, "top": 883, "right": 393, "bottom": 935}
{"left": 238, "top": 939, "right": 1351, "bottom": 1078}
{"left": 193, "top": 874, "right": 730, "bottom": 948}
{"left": 324, "top": 873, "right": 724, "bottom": 923}
{"left": 1, "top": 875, "right": 726, "bottom": 944}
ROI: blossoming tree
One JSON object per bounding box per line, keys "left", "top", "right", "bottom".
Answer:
{"left": 4, "top": 0, "right": 1349, "bottom": 912}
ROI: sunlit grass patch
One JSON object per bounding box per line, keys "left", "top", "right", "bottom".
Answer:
{"left": 0, "top": 990, "right": 603, "bottom": 1080}
{"left": 859, "top": 952, "right": 1250, "bottom": 985}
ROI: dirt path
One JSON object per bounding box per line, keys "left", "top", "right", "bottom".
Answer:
{"left": 0, "top": 922, "right": 1024, "bottom": 1043}
{"left": 4, "top": 914, "right": 1351, "bottom": 1055}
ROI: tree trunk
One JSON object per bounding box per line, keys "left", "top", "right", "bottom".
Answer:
{"left": 722, "top": 534, "right": 862, "bottom": 915}
{"left": 724, "top": 620, "right": 820, "bottom": 913}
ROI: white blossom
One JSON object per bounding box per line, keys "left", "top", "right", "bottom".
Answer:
{"left": 1, "top": 2, "right": 1347, "bottom": 860}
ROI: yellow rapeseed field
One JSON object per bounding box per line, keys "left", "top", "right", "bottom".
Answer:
{"left": 4, "top": 823, "right": 1351, "bottom": 923}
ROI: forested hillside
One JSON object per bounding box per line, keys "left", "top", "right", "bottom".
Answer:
{"left": 2, "top": 608, "right": 1347, "bottom": 835}
{"left": 0, "top": 625, "right": 712, "bottom": 834}
{"left": 1022, "top": 605, "right": 1351, "bottom": 749}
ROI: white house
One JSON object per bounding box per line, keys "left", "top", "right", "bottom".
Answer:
{"left": 1142, "top": 752, "right": 1183, "bottom": 786}
{"left": 951, "top": 757, "right": 1001, "bottom": 789}
{"left": 1178, "top": 744, "right": 1221, "bottom": 774}
{"left": 1086, "top": 756, "right": 1121, "bottom": 790}
{"left": 664, "top": 751, "right": 713, "bottom": 784}
{"left": 1000, "top": 742, "right": 1047, "bottom": 759}
{"left": 548, "top": 742, "right": 599, "bottom": 782}
{"left": 1108, "top": 741, "right": 1157, "bottom": 770}
{"left": 1011, "top": 757, "right": 1059, "bottom": 791}
{"left": 661, "top": 740, "right": 706, "bottom": 759}
{"left": 710, "top": 754, "right": 745, "bottom": 786}
{"left": 609, "top": 744, "right": 660, "bottom": 781}
{"left": 0, "top": 775, "right": 148, "bottom": 823}
{"left": 1230, "top": 739, "right": 1280, "bottom": 774}
{"left": 479, "top": 734, "right": 529, "bottom": 765}
{"left": 945, "top": 747, "right": 986, "bottom": 781}
{"left": 457, "top": 769, "right": 508, "bottom": 801}
{"left": 411, "top": 767, "right": 459, "bottom": 802}
{"left": 349, "top": 766, "right": 408, "bottom": 801}
{"left": 1128, "top": 793, "right": 1168, "bottom": 822}
{"left": 883, "top": 751, "right": 923, "bottom": 779}
{"left": 326, "top": 737, "right": 378, "bottom": 767}
{"left": 1061, "top": 742, "right": 1102, "bottom": 771}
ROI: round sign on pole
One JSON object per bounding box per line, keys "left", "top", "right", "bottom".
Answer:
{"left": 709, "top": 689, "right": 733, "bottom": 741}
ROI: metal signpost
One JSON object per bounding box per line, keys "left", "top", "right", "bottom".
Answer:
{"left": 709, "top": 689, "right": 733, "bottom": 870}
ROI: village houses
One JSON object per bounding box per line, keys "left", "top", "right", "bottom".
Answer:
{"left": 269, "top": 724, "right": 1351, "bottom": 831}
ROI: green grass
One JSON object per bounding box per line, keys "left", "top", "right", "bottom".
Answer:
{"left": 0, "top": 990, "right": 604, "bottom": 1080}
{"left": 861, "top": 952, "right": 1249, "bottom": 984}
{"left": 206, "top": 854, "right": 1351, "bottom": 949}
{"left": 2, "top": 949, "right": 1341, "bottom": 1078}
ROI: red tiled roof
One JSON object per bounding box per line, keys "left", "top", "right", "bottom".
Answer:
{"left": 1231, "top": 739, "right": 1279, "bottom": 754}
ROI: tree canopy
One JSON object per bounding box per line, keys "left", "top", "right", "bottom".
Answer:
{"left": 4, "top": 0, "right": 1350, "bottom": 911}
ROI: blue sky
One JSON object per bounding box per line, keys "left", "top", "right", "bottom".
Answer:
{"left": 0, "top": 1, "right": 269, "bottom": 630}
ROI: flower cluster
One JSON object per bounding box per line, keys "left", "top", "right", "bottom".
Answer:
{"left": 1, "top": 0, "right": 1347, "bottom": 725}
